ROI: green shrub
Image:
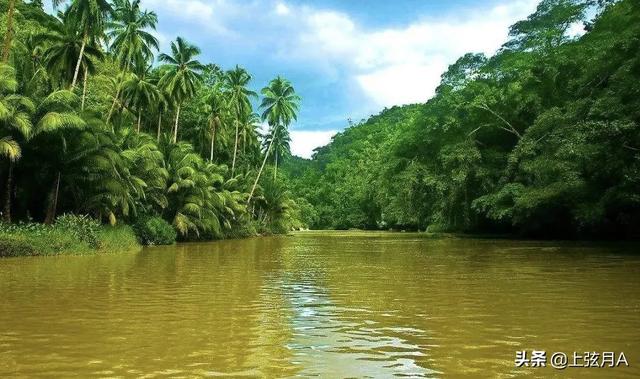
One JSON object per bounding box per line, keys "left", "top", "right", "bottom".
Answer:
{"left": 0, "top": 222, "right": 92, "bottom": 257}
{"left": 0, "top": 219, "right": 141, "bottom": 257}
{"left": 55, "top": 214, "right": 101, "bottom": 249}
{"left": 100, "top": 225, "right": 141, "bottom": 252}
{"left": 0, "top": 236, "right": 39, "bottom": 257}
{"left": 223, "top": 219, "right": 257, "bottom": 239}
{"left": 134, "top": 216, "right": 176, "bottom": 245}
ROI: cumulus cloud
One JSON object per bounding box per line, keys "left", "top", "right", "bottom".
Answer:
{"left": 140, "top": 0, "right": 232, "bottom": 34}
{"left": 134, "top": 0, "right": 541, "bottom": 156}
{"left": 284, "top": 0, "right": 539, "bottom": 107}
{"left": 290, "top": 130, "right": 337, "bottom": 158}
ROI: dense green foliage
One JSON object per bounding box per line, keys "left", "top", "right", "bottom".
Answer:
{"left": 0, "top": 0, "right": 305, "bottom": 247}
{"left": 0, "top": 215, "right": 139, "bottom": 256}
{"left": 134, "top": 215, "right": 176, "bottom": 245}
{"left": 286, "top": 0, "right": 640, "bottom": 239}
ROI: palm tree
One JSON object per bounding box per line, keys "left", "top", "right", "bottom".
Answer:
{"left": 155, "top": 91, "right": 169, "bottom": 142}
{"left": 74, "top": 128, "right": 168, "bottom": 223}
{"left": 106, "top": 0, "right": 159, "bottom": 124}
{"left": 2, "top": 0, "right": 65, "bottom": 62}
{"left": 121, "top": 68, "right": 161, "bottom": 133}
{"left": 239, "top": 109, "right": 261, "bottom": 172}
{"left": 0, "top": 64, "right": 34, "bottom": 222}
{"left": 37, "top": 10, "right": 103, "bottom": 90}
{"left": 249, "top": 76, "right": 300, "bottom": 202}
{"left": 223, "top": 66, "right": 256, "bottom": 175}
{"left": 146, "top": 67, "right": 169, "bottom": 141}
{"left": 158, "top": 37, "right": 204, "bottom": 143}
{"left": 262, "top": 124, "right": 291, "bottom": 180}
{"left": 67, "top": 0, "right": 113, "bottom": 89}
{"left": 205, "top": 85, "right": 226, "bottom": 162}
{"left": 30, "top": 90, "right": 86, "bottom": 224}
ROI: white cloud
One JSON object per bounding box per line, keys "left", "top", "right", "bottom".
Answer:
{"left": 275, "top": 2, "right": 291, "bottom": 16}
{"left": 132, "top": 0, "right": 542, "bottom": 153}
{"left": 287, "top": 0, "right": 540, "bottom": 107}
{"left": 140, "top": 0, "right": 230, "bottom": 34}
{"left": 137, "top": 0, "right": 540, "bottom": 110}
{"left": 290, "top": 130, "right": 337, "bottom": 158}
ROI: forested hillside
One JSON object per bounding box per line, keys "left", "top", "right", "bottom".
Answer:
{"left": 285, "top": 0, "right": 640, "bottom": 239}
{"left": 0, "top": 0, "right": 305, "bottom": 247}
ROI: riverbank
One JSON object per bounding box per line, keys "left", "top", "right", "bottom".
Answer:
{"left": 0, "top": 217, "right": 140, "bottom": 257}
{"left": 0, "top": 214, "right": 288, "bottom": 257}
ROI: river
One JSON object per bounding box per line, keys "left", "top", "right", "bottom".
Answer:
{"left": 1, "top": 232, "right": 638, "bottom": 377}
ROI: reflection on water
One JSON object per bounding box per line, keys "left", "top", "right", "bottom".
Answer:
{"left": 1, "top": 232, "right": 639, "bottom": 377}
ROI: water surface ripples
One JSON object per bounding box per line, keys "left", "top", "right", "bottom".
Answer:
{"left": 1, "top": 233, "right": 639, "bottom": 377}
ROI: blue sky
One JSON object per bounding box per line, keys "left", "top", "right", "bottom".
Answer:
{"left": 134, "top": 0, "right": 541, "bottom": 157}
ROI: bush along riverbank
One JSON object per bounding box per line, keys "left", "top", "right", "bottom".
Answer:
{"left": 0, "top": 215, "right": 140, "bottom": 257}
{"left": 0, "top": 212, "right": 298, "bottom": 257}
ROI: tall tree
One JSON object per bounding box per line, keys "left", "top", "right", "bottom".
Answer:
{"left": 262, "top": 124, "right": 291, "bottom": 180}
{"left": 31, "top": 90, "right": 86, "bottom": 224}
{"left": 106, "top": 0, "right": 159, "bottom": 123}
{"left": 0, "top": 64, "right": 34, "bottom": 222}
{"left": 223, "top": 66, "right": 256, "bottom": 175}
{"left": 249, "top": 76, "right": 299, "bottom": 202}
{"left": 158, "top": 37, "right": 204, "bottom": 143}
{"left": 121, "top": 68, "right": 160, "bottom": 133}
{"left": 67, "top": 0, "right": 113, "bottom": 89}
{"left": 37, "top": 10, "right": 103, "bottom": 89}
{"left": 204, "top": 85, "right": 226, "bottom": 162}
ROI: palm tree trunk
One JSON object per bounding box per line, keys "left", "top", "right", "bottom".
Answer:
{"left": 274, "top": 151, "right": 278, "bottom": 181}
{"left": 248, "top": 129, "right": 277, "bottom": 203}
{"left": 242, "top": 130, "right": 246, "bottom": 155}
{"left": 106, "top": 63, "right": 129, "bottom": 124}
{"left": 232, "top": 120, "right": 239, "bottom": 175}
{"left": 137, "top": 110, "right": 141, "bottom": 133}
{"left": 81, "top": 65, "right": 88, "bottom": 110}
{"left": 3, "top": 161, "right": 14, "bottom": 223}
{"left": 71, "top": 31, "right": 87, "bottom": 89}
{"left": 44, "top": 171, "right": 61, "bottom": 225}
{"left": 209, "top": 119, "right": 216, "bottom": 162}
{"left": 173, "top": 104, "right": 181, "bottom": 143}
{"left": 157, "top": 112, "right": 162, "bottom": 142}
{"left": 1, "top": 0, "right": 16, "bottom": 63}
{"left": 106, "top": 86, "right": 120, "bottom": 125}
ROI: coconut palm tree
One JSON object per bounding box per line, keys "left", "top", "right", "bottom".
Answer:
{"left": 223, "top": 66, "right": 256, "bottom": 175}
{"left": 0, "top": 64, "right": 34, "bottom": 222}
{"left": 205, "top": 85, "right": 226, "bottom": 162}
{"left": 108, "top": 0, "right": 158, "bottom": 68}
{"left": 106, "top": 0, "right": 159, "bottom": 124}
{"left": 239, "top": 109, "right": 261, "bottom": 173}
{"left": 158, "top": 37, "right": 204, "bottom": 143}
{"left": 262, "top": 124, "right": 291, "bottom": 180}
{"left": 30, "top": 90, "right": 86, "bottom": 224}
{"left": 249, "top": 76, "right": 300, "bottom": 202}
{"left": 121, "top": 68, "right": 160, "bottom": 133}
{"left": 145, "top": 67, "right": 169, "bottom": 141}
{"left": 37, "top": 10, "right": 103, "bottom": 90}
{"left": 67, "top": 0, "right": 113, "bottom": 89}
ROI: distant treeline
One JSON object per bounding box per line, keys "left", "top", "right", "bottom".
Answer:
{"left": 285, "top": 0, "right": 640, "bottom": 239}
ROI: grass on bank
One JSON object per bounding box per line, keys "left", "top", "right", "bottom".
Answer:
{"left": 0, "top": 215, "right": 140, "bottom": 257}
